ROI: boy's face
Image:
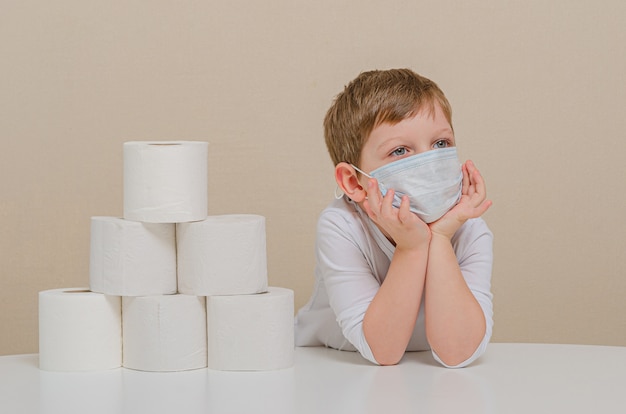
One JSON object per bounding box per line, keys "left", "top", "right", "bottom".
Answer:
{"left": 358, "top": 102, "right": 455, "bottom": 179}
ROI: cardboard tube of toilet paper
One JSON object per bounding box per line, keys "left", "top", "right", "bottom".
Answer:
{"left": 123, "top": 141, "right": 208, "bottom": 223}
{"left": 89, "top": 217, "right": 176, "bottom": 296}
{"left": 123, "top": 294, "right": 207, "bottom": 372}
{"left": 38, "top": 288, "right": 122, "bottom": 371}
{"left": 177, "top": 214, "right": 268, "bottom": 295}
{"left": 207, "top": 287, "right": 294, "bottom": 371}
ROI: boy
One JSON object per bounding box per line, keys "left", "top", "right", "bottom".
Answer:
{"left": 295, "top": 69, "right": 493, "bottom": 367}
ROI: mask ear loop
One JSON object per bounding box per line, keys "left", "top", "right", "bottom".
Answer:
{"left": 351, "top": 164, "right": 388, "bottom": 198}
{"left": 334, "top": 185, "right": 344, "bottom": 199}
{"left": 350, "top": 164, "right": 372, "bottom": 179}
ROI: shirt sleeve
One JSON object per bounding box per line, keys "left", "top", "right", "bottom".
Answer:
{"left": 432, "top": 218, "right": 494, "bottom": 368}
{"left": 315, "top": 209, "right": 381, "bottom": 364}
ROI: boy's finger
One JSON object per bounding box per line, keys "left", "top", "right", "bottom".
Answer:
{"left": 397, "top": 195, "right": 411, "bottom": 224}
{"left": 380, "top": 188, "right": 396, "bottom": 219}
{"left": 466, "top": 159, "right": 476, "bottom": 175}
{"left": 362, "top": 198, "right": 374, "bottom": 218}
{"left": 474, "top": 199, "right": 493, "bottom": 217}
{"left": 461, "top": 163, "right": 470, "bottom": 195}
{"left": 365, "top": 178, "right": 382, "bottom": 213}
{"left": 472, "top": 168, "right": 487, "bottom": 199}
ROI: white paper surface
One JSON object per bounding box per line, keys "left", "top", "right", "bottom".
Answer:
{"left": 123, "top": 141, "right": 208, "bottom": 223}
{"left": 123, "top": 294, "right": 207, "bottom": 372}
{"left": 177, "top": 214, "right": 268, "bottom": 295}
{"left": 39, "top": 367, "right": 123, "bottom": 414}
{"left": 89, "top": 216, "right": 176, "bottom": 296}
{"left": 38, "top": 288, "right": 122, "bottom": 371}
{"left": 207, "top": 287, "right": 294, "bottom": 371}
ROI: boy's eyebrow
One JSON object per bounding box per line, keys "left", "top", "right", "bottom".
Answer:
{"left": 433, "top": 126, "right": 455, "bottom": 136}
{"left": 375, "top": 136, "right": 405, "bottom": 152}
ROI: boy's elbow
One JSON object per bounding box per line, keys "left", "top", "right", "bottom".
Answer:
{"left": 437, "top": 352, "right": 469, "bottom": 368}
{"left": 433, "top": 345, "right": 478, "bottom": 368}
{"left": 372, "top": 349, "right": 404, "bottom": 366}
{"left": 377, "top": 357, "right": 401, "bottom": 366}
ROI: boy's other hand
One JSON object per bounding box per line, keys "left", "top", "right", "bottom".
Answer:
{"left": 429, "top": 160, "right": 492, "bottom": 239}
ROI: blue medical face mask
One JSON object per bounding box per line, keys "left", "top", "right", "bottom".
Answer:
{"left": 353, "top": 147, "right": 463, "bottom": 223}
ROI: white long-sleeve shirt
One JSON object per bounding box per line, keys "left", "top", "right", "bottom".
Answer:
{"left": 295, "top": 196, "right": 494, "bottom": 367}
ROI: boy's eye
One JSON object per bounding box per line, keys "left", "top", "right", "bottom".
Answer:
{"left": 391, "top": 147, "right": 407, "bottom": 156}
{"left": 433, "top": 140, "right": 450, "bottom": 149}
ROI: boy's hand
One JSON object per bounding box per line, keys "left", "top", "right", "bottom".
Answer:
{"left": 429, "top": 160, "right": 492, "bottom": 239}
{"left": 361, "top": 178, "right": 431, "bottom": 251}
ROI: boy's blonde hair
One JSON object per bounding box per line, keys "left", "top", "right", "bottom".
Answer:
{"left": 323, "top": 69, "right": 453, "bottom": 166}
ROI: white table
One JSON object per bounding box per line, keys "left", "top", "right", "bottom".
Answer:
{"left": 1, "top": 343, "right": 625, "bottom": 413}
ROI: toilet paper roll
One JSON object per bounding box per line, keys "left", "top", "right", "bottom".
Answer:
{"left": 177, "top": 214, "right": 268, "bottom": 296}
{"left": 123, "top": 141, "right": 208, "bottom": 223}
{"left": 207, "top": 287, "right": 294, "bottom": 371}
{"left": 89, "top": 217, "right": 176, "bottom": 296}
{"left": 123, "top": 294, "right": 207, "bottom": 371}
{"left": 39, "top": 288, "right": 122, "bottom": 371}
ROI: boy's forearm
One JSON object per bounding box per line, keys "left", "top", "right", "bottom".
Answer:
{"left": 363, "top": 247, "right": 428, "bottom": 365}
{"left": 424, "top": 233, "right": 486, "bottom": 367}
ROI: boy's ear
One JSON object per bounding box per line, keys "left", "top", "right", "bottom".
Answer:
{"left": 335, "top": 162, "right": 367, "bottom": 202}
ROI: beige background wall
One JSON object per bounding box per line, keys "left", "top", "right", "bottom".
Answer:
{"left": 1, "top": 1, "right": 625, "bottom": 355}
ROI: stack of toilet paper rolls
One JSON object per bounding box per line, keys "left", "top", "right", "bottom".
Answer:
{"left": 38, "top": 141, "right": 294, "bottom": 372}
